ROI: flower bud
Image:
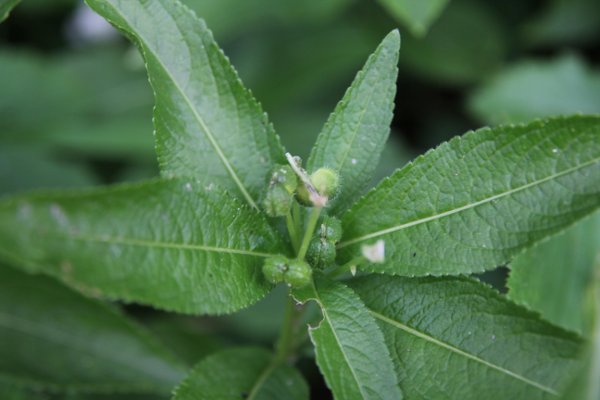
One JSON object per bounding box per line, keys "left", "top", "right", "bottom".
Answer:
{"left": 262, "top": 255, "right": 289, "bottom": 284}
{"left": 319, "top": 216, "right": 342, "bottom": 242}
{"left": 270, "top": 165, "right": 297, "bottom": 194}
{"left": 262, "top": 185, "right": 293, "bottom": 217}
{"left": 311, "top": 168, "right": 339, "bottom": 198}
{"left": 284, "top": 260, "right": 312, "bottom": 288}
{"left": 307, "top": 238, "right": 336, "bottom": 269}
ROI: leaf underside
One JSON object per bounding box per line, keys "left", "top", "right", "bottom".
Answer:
{"left": 339, "top": 115, "right": 600, "bottom": 277}
{"left": 0, "top": 179, "right": 284, "bottom": 315}
{"left": 85, "top": 0, "right": 285, "bottom": 209}
{"left": 349, "top": 275, "right": 583, "bottom": 400}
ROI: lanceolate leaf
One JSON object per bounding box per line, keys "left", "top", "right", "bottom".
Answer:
{"left": 349, "top": 275, "right": 583, "bottom": 399}
{"left": 508, "top": 211, "right": 600, "bottom": 334}
{"left": 85, "top": 0, "right": 285, "bottom": 209}
{"left": 172, "top": 347, "right": 308, "bottom": 400}
{"left": 339, "top": 116, "right": 600, "bottom": 276}
{"left": 294, "top": 276, "right": 402, "bottom": 400}
{"left": 376, "top": 0, "right": 449, "bottom": 37}
{"left": 0, "top": 0, "right": 19, "bottom": 22}
{"left": 307, "top": 30, "right": 400, "bottom": 215}
{"left": 0, "top": 265, "right": 186, "bottom": 393}
{"left": 0, "top": 179, "right": 284, "bottom": 314}
{"left": 561, "top": 258, "right": 600, "bottom": 400}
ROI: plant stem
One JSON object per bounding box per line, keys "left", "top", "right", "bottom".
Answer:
{"left": 274, "top": 294, "right": 296, "bottom": 363}
{"left": 286, "top": 211, "right": 300, "bottom": 253}
{"left": 297, "top": 206, "right": 322, "bottom": 260}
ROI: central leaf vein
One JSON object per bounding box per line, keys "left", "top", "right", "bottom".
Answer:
{"left": 339, "top": 157, "right": 599, "bottom": 247}
{"left": 63, "top": 232, "right": 273, "bottom": 257}
{"left": 105, "top": 1, "right": 258, "bottom": 209}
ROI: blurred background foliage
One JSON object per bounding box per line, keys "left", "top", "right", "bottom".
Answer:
{"left": 0, "top": 0, "right": 599, "bottom": 398}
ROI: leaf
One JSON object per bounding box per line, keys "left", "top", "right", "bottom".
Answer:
{"left": 140, "top": 315, "right": 227, "bottom": 367}
{"left": 400, "top": 0, "right": 506, "bottom": 85}
{"left": 0, "top": 264, "right": 186, "bottom": 393}
{"left": 523, "top": 0, "right": 600, "bottom": 47}
{"left": 172, "top": 347, "right": 308, "bottom": 400}
{"left": 508, "top": 211, "right": 600, "bottom": 334}
{"left": 0, "top": 179, "right": 284, "bottom": 314}
{"left": 0, "top": 0, "right": 19, "bottom": 22}
{"left": 561, "top": 257, "right": 600, "bottom": 400}
{"left": 0, "top": 145, "right": 94, "bottom": 197}
{"left": 294, "top": 276, "right": 402, "bottom": 400}
{"left": 85, "top": 0, "right": 285, "bottom": 209}
{"left": 306, "top": 30, "right": 400, "bottom": 215}
{"left": 376, "top": 0, "right": 449, "bottom": 37}
{"left": 181, "top": 0, "right": 351, "bottom": 42}
{"left": 338, "top": 116, "right": 600, "bottom": 277}
{"left": 469, "top": 54, "right": 600, "bottom": 125}
{"left": 349, "top": 275, "right": 583, "bottom": 399}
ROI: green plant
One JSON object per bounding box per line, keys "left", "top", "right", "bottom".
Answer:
{"left": 0, "top": 0, "right": 599, "bottom": 399}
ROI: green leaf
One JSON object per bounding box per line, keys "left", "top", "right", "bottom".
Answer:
{"left": 172, "top": 347, "right": 308, "bottom": 400}
{"left": 0, "top": 179, "right": 284, "bottom": 314}
{"left": 140, "top": 315, "right": 227, "bottom": 367}
{"left": 85, "top": 0, "right": 285, "bottom": 209}
{"left": 400, "top": 0, "right": 506, "bottom": 85}
{"left": 523, "top": 0, "right": 600, "bottom": 47}
{"left": 376, "top": 0, "right": 449, "bottom": 37}
{"left": 469, "top": 54, "right": 600, "bottom": 125}
{"left": 0, "top": 265, "right": 186, "bottom": 393}
{"left": 306, "top": 30, "right": 400, "bottom": 215}
{"left": 0, "top": 146, "right": 94, "bottom": 197}
{"left": 181, "top": 0, "right": 351, "bottom": 42}
{"left": 349, "top": 275, "right": 583, "bottom": 399}
{"left": 508, "top": 211, "right": 600, "bottom": 334}
{"left": 294, "top": 276, "right": 402, "bottom": 400}
{"left": 561, "top": 259, "right": 600, "bottom": 400}
{"left": 339, "top": 116, "right": 600, "bottom": 276}
{"left": 0, "top": 0, "right": 19, "bottom": 22}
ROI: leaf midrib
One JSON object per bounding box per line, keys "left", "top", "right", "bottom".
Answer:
{"left": 98, "top": 0, "right": 258, "bottom": 209}
{"left": 369, "top": 309, "right": 559, "bottom": 396}
{"left": 339, "top": 157, "right": 600, "bottom": 247}
{"left": 246, "top": 360, "right": 277, "bottom": 400}
{"left": 60, "top": 231, "right": 274, "bottom": 257}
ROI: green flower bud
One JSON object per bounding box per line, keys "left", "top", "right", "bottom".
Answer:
{"left": 311, "top": 168, "right": 339, "bottom": 198}
{"left": 262, "top": 255, "right": 289, "bottom": 284}
{"left": 270, "top": 165, "right": 297, "bottom": 194}
{"left": 263, "top": 185, "right": 293, "bottom": 217}
{"left": 319, "top": 216, "right": 342, "bottom": 242}
{"left": 284, "top": 260, "right": 312, "bottom": 288}
{"left": 295, "top": 182, "right": 311, "bottom": 205}
{"left": 307, "top": 238, "right": 336, "bottom": 269}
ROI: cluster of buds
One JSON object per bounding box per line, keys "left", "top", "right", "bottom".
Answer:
{"left": 307, "top": 216, "right": 342, "bottom": 269}
{"left": 262, "top": 255, "right": 312, "bottom": 288}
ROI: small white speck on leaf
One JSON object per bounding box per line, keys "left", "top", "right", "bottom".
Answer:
{"left": 552, "top": 148, "right": 559, "bottom": 154}
{"left": 184, "top": 182, "right": 192, "bottom": 191}
{"left": 361, "top": 240, "right": 385, "bottom": 263}
{"left": 351, "top": 158, "right": 357, "bottom": 165}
